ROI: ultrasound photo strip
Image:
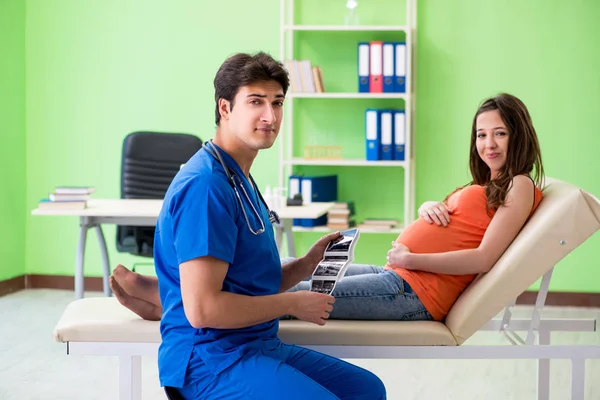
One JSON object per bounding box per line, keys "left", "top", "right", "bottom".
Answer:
{"left": 313, "top": 262, "right": 344, "bottom": 277}
{"left": 310, "top": 279, "right": 336, "bottom": 294}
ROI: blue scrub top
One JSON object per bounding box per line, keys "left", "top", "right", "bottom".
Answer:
{"left": 154, "top": 143, "right": 282, "bottom": 388}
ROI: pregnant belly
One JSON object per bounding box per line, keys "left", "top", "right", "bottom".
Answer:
{"left": 397, "top": 217, "right": 484, "bottom": 254}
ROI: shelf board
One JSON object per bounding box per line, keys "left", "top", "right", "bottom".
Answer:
{"left": 292, "top": 226, "right": 404, "bottom": 234}
{"left": 284, "top": 158, "right": 406, "bottom": 167}
{"left": 284, "top": 25, "right": 408, "bottom": 32}
{"left": 288, "top": 92, "right": 406, "bottom": 99}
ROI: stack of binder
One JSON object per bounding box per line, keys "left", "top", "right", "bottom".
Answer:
{"left": 288, "top": 175, "right": 338, "bottom": 227}
{"left": 326, "top": 202, "right": 355, "bottom": 230}
{"left": 358, "top": 41, "right": 406, "bottom": 93}
{"left": 365, "top": 109, "right": 405, "bottom": 161}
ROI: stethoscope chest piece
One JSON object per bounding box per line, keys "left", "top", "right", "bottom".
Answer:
{"left": 269, "top": 210, "right": 280, "bottom": 225}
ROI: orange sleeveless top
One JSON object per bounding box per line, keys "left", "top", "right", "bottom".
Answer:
{"left": 385, "top": 184, "right": 543, "bottom": 321}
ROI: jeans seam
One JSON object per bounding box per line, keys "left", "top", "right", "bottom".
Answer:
{"left": 332, "top": 293, "right": 414, "bottom": 300}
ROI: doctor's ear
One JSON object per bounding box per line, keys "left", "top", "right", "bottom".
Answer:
{"left": 218, "top": 98, "right": 231, "bottom": 121}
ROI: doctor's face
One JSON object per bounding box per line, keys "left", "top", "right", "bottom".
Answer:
{"left": 224, "top": 80, "right": 285, "bottom": 151}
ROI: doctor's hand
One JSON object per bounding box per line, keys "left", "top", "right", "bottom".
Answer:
{"left": 290, "top": 291, "right": 335, "bottom": 326}
{"left": 386, "top": 241, "right": 411, "bottom": 268}
{"left": 301, "top": 231, "right": 342, "bottom": 274}
{"left": 418, "top": 201, "right": 452, "bottom": 227}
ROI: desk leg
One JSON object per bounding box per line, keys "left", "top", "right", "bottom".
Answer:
{"left": 94, "top": 225, "right": 112, "bottom": 297}
{"left": 75, "top": 218, "right": 90, "bottom": 299}
{"left": 283, "top": 218, "right": 296, "bottom": 258}
{"left": 275, "top": 222, "right": 284, "bottom": 252}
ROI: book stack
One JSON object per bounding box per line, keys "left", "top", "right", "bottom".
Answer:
{"left": 357, "top": 218, "right": 399, "bottom": 231}
{"left": 285, "top": 60, "right": 325, "bottom": 93}
{"left": 38, "top": 186, "right": 96, "bottom": 210}
{"left": 326, "top": 202, "right": 355, "bottom": 230}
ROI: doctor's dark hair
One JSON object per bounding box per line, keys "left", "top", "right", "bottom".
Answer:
{"left": 213, "top": 51, "right": 290, "bottom": 126}
{"left": 468, "top": 93, "right": 545, "bottom": 211}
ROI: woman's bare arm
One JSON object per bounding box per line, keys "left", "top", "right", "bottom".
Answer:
{"left": 392, "top": 175, "right": 535, "bottom": 275}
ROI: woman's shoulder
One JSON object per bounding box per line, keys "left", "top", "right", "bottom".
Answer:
{"left": 510, "top": 174, "right": 535, "bottom": 188}
{"left": 506, "top": 174, "right": 543, "bottom": 213}
{"left": 509, "top": 174, "right": 543, "bottom": 195}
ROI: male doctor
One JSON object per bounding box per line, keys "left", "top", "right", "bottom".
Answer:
{"left": 153, "top": 51, "right": 386, "bottom": 399}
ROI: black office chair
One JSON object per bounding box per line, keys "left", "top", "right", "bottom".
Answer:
{"left": 116, "top": 131, "right": 202, "bottom": 268}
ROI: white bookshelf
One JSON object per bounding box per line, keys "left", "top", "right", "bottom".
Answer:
{"left": 288, "top": 92, "right": 407, "bottom": 99}
{"left": 284, "top": 159, "right": 407, "bottom": 167}
{"left": 284, "top": 25, "right": 409, "bottom": 32}
{"left": 279, "top": 0, "right": 417, "bottom": 234}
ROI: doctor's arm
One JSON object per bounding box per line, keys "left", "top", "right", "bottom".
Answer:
{"left": 180, "top": 256, "right": 334, "bottom": 329}
{"left": 390, "top": 176, "right": 535, "bottom": 275}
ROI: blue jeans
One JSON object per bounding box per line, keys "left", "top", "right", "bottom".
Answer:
{"left": 284, "top": 258, "right": 433, "bottom": 321}
{"left": 177, "top": 338, "right": 386, "bottom": 399}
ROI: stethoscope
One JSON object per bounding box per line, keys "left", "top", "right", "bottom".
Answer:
{"left": 203, "top": 140, "right": 280, "bottom": 235}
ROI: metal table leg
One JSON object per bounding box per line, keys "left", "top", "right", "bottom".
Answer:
{"left": 275, "top": 222, "right": 284, "bottom": 253}
{"left": 75, "top": 217, "right": 90, "bottom": 299}
{"left": 283, "top": 218, "right": 296, "bottom": 258}
{"left": 274, "top": 219, "right": 296, "bottom": 258}
{"left": 94, "top": 225, "right": 112, "bottom": 297}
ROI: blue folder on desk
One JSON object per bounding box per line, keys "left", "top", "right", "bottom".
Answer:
{"left": 292, "top": 175, "right": 338, "bottom": 227}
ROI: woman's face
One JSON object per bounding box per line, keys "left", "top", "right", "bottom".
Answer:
{"left": 475, "top": 110, "right": 509, "bottom": 179}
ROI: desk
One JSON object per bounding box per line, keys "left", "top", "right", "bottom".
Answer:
{"left": 31, "top": 199, "right": 334, "bottom": 299}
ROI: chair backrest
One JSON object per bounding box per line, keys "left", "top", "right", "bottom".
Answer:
{"left": 445, "top": 178, "right": 600, "bottom": 344}
{"left": 116, "top": 131, "right": 202, "bottom": 257}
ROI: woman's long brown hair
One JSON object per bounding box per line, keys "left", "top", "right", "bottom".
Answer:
{"left": 448, "top": 93, "right": 545, "bottom": 211}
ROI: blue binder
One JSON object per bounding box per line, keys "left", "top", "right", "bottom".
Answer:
{"left": 394, "top": 42, "right": 406, "bottom": 93}
{"left": 358, "top": 42, "right": 370, "bottom": 93}
{"left": 393, "top": 110, "right": 406, "bottom": 161}
{"left": 383, "top": 42, "right": 395, "bottom": 93}
{"left": 379, "top": 109, "right": 394, "bottom": 160}
{"left": 365, "top": 108, "right": 380, "bottom": 161}
{"left": 294, "top": 175, "right": 338, "bottom": 227}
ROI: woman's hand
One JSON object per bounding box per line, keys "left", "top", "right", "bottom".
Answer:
{"left": 418, "top": 201, "right": 452, "bottom": 227}
{"left": 387, "top": 242, "right": 411, "bottom": 267}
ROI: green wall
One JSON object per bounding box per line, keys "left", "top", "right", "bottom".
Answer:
{"left": 1, "top": 0, "right": 26, "bottom": 281}
{"left": 24, "top": 0, "right": 600, "bottom": 293}
{"left": 25, "top": 0, "right": 281, "bottom": 278}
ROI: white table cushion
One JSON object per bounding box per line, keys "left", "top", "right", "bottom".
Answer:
{"left": 54, "top": 297, "right": 457, "bottom": 346}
